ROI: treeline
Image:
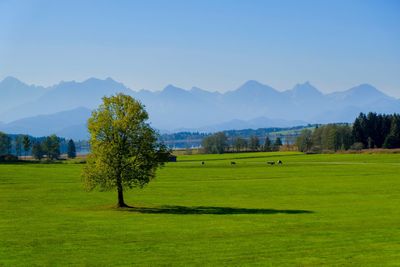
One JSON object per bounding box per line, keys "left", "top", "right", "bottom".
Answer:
{"left": 353, "top": 113, "right": 400, "bottom": 149}
{"left": 0, "top": 132, "right": 77, "bottom": 161}
{"left": 296, "top": 113, "right": 400, "bottom": 153}
{"left": 201, "top": 113, "right": 400, "bottom": 154}
{"left": 223, "top": 125, "right": 313, "bottom": 138}
{"left": 296, "top": 124, "right": 353, "bottom": 152}
{"left": 160, "top": 125, "right": 313, "bottom": 149}
{"left": 201, "top": 132, "right": 284, "bottom": 154}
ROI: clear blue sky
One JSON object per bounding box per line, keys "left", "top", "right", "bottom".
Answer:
{"left": 1, "top": 0, "right": 399, "bottom": 96}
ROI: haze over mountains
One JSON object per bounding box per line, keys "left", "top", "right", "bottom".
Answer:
{"left": 0, "top": 76, "right": 399, "bottom": 140}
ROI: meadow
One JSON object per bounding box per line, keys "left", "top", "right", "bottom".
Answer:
{"left": 1, "top": 152, "right": 400, "bottom": 266}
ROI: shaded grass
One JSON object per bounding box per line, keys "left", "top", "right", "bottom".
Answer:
{"left": 119, "top": 205, "right": 314, "bottom": 215}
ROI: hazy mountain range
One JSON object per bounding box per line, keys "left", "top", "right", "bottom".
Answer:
{"left": 0, "top": 76, "right": 399, "bottom": 139}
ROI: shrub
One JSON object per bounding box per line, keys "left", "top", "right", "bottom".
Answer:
{"left": 350, "top": 142, "right": 364, "bottom": 151}
{"left": 0, "top": 154, "right": 19, "bottom": 162}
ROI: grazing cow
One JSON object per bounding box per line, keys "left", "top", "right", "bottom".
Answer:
{"left": 230, "top": 161, "right": 236, "bottom": 165}
{"left": 201, "top": 161, "right": 205, "bottom": 165}
{"left": 277, "top": 160, "right": 283, "bottom": 165}
{"left": 267, "top": 161, "right": 275, "bottom": 165}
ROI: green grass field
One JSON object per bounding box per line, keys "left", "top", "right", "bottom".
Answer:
{"left": 1, "top": 152, "right": 400, "bottom": 266}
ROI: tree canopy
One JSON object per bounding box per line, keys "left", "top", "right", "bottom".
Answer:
{"left": 352, "top": 112, "right": 398, "bottom": 149}
{"left": 295, "top": 113, "right": 400, "bottom": 153}
{"left": 233, "top": 137, "right": 247, "bottom": 152}
{"left": 249, "top": 136, "right": 260, "bottom": 151}
{"left": 42, "top": 135, "right": 61, "bottom": 160}
{"left": 263, "top": 136, "right": 272, "bottom": 152}
{"left": 32, "top": 142, "right": 44, "bottom": 160}
{"left": 201, "top": 132, "right": 228, "bottom": 154}
{"left": 274, "top": 137, "right": 283, "bottom": 150}
{"left": 23, "top": 135, "right": 31, "bottom": 157}
{"left": 82, "top": 94, "right": 169, "bottom": 207}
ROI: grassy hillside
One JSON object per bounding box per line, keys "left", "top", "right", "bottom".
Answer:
{"left": 1, "top": 152, "right": 399, "bottom": 266}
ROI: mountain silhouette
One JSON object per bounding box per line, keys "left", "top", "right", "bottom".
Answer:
{"left": 1, "top": 77, "right": 399, "bottom": 138}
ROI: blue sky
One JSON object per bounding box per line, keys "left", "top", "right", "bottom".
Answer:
{"left": 1, "top": 0, "right": 399, "bottom": 96}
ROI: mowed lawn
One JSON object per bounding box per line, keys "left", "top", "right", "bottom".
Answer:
{"left": 1, "top": 152, "right": 400, "bottom": 266}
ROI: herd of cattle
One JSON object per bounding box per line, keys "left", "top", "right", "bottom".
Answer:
{"left": 200, "top": 160, "right": 283, "bottom": 165}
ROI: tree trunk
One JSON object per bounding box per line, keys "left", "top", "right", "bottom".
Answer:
{"left": 116, "top": 177, "right": 128, "bottom": 208}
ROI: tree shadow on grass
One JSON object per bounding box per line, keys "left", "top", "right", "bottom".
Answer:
{"left": 122, "top": 205, "right": 314, "bottom": 215}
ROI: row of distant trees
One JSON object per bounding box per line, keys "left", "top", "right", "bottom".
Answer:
{"left": 31, "top": 135, "right": 78, "bottom": 160}
{"left": 296, "top": 124, "right": 353, "bottom": 152}
{"left": 232, "top": 136, "right": 283, "bottom": 152}
{"left": 202, "top": 112, "right": 400, "bottom": 154}
{"left": 0, "top": 132, "right": 77, "bottom": 160}
{"left": 353, "top": 113, "right": 400, "bottom": 149}
{"left": 0, "top": 133, "right": 32, "bottom": 157}
{"left": 296, "top": 113, "right": 400, "bottom": 152}
{"left": 201, "top": 132, "right": 284, "bottom": 154}
{"left": 161, "top": 125, "right": 308, "bottom": 149}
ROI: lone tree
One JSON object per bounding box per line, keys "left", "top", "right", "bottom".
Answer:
{"left": 83, "top": 94, "right": 169, "bottom": 208}
{"left": 67, "top": 139, "right": 77, "bottom": 158}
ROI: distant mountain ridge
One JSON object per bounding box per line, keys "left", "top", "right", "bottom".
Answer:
{"left": 0, "top": 107, "right": 91, "bottom": 140}
{"left": 0, "top": 77, "right": 131, "bottom": 123}
{"left": 0, "top": 76, "right": 399, "bottom": 139}
{"left": 0, "top": 76, "right": 47, "bottom": 114}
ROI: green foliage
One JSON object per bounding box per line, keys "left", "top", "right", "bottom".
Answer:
{"left": 0, "top": 133, "right": 75, "bottom": 157}
{"left": 263, "top": 136, "right": 272, "bottom": 151}
{"left": 22, "top": 135, "right": 31, "bottom": 156}
{"left": 201, "top": 132, "right": 228, "bottom": 154}
{"left": 82, "top": 94, "right": 168, "bottom": 207}
{"left": 352, "top": 112, "right": 398, "bottom": 148}
{"left": 42, "top": 134, "right": 61, "bottom": 160}
{"left": 14, "top": 135, "right": 23, "bottom": 157}
{"left": 350, "top": 142, "right": 364, "bottom": 151}
{"left": 249, "top": 135, "right": 260, "bottom": 151}
{"left": 232, "top": 137, "right": 247, "bottom": 152}
{"left": 29, "top": 135, "right": 60, "bottom": 161}
{"left": 352, "top": 115, "right": 365, "bottom": 145}
{"left": 1, "top": 152, "right": 400, "bottom": 265}
{"left": 383, "top": 135, "right": 400, "bottom": 149}
{"left": 67, "top": 139, "right": 77, "bottom": 158}
{"left": 296, "top": 112, "right": 400, "bottom": 152}
{"left": 0, "top": 131, "right": 11, "bottom": 156}
{"left": 273, "top": 137, "right": 282, "bottom": 150}
{"left": 383, "top": 115, "right": 400, "bottom": 148}
{"left": 297, "top": 124, "right": 353, "bottom": 152}
{"left": 0, "top": 154, "right": 18, "bottom": 162}
{"left": 161, "top": 125, "right": 315, "bottom": 149}
{"left": 31, "top": 142, "right": 44, "bottom": 160}
{"left": 296, "top": 129, "right": 313, "bottom": 152}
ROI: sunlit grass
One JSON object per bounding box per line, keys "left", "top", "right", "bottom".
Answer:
{"left": 1, "top": 152, "right": 399, "bottom": 266}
